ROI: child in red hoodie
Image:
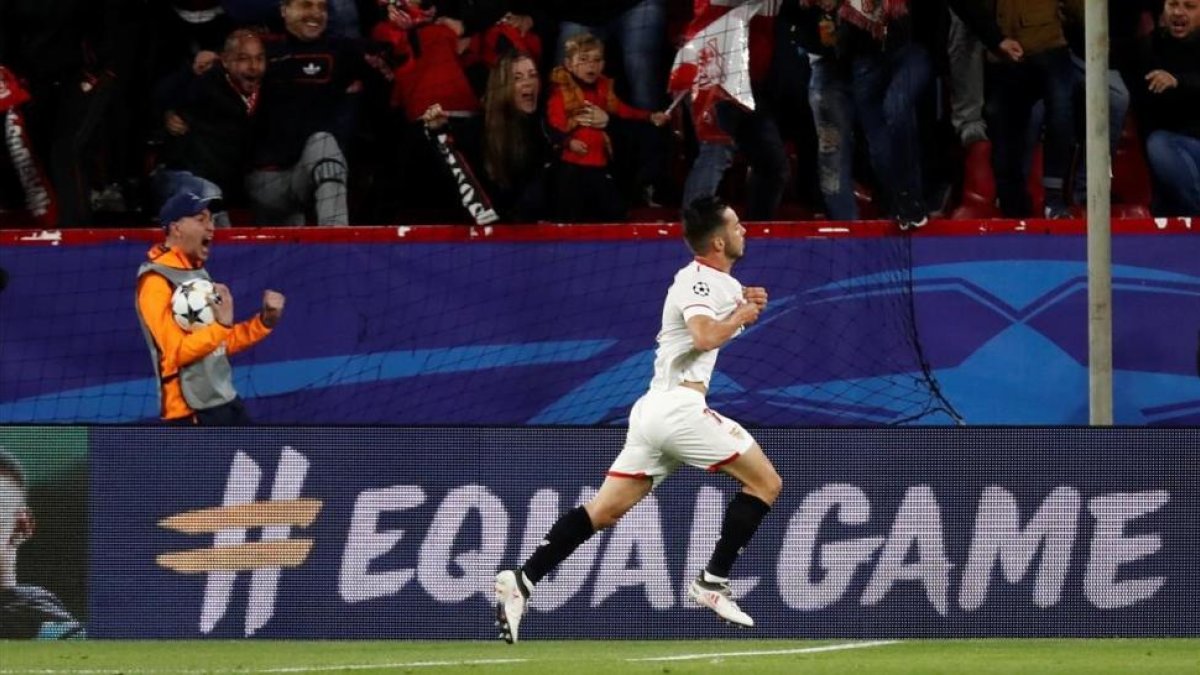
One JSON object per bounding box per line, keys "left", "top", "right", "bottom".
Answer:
{"left": 547, "top": 33, "right": 668, "bottom": 222}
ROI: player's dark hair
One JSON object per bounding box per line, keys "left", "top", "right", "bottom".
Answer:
{"left": 682, "top": 196, "right": 729, "bottom": 255}
{"left": 0, "top": 447, "right": 27, "bottom": 495}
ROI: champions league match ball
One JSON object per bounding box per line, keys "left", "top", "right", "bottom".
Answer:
{"left": 171, "top": 279, "right": 218, "bottom": 332}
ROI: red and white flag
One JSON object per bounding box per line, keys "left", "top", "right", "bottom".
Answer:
{"left": 0, "top": 65, "right": 31, "bottom": 112}
{"left": 669, "top": 1, "right": 761, "bottom": 112}
{"left": 668, "top": 1, "right": 768, "bottom": 143}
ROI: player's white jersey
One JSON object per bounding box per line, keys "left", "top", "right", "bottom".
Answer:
{"left": 648, "top": 258, "right": 744, "bottom": 391}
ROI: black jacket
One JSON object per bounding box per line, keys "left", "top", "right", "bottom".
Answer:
{"left": 484, "top": 111, "right": 552, "bottom": 221}
{"left": 1133, "top": 29, "right": 1200, "bottom": 139}
{"left": 156, "top": 64, "right": 258, "bottom": 200}
{"left": 0, "top": 0, "right": 139, "bottom": 84}
{"left": 253, "top": 32, "right": 369, "bottom": 168}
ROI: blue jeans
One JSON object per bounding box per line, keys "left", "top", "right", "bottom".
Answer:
{"left": 850, "top": 44, "right": 932, "bottom": 210}
{"left": 808, "top": 54, "right": 858, "bottom": 220}
{"left": 325, "top": 0, "right": 362, "bottom": 39}
{"left": 683, "top": 99, "right": 789, "bottom": 220}
{"left": 1145, "top": 130, "right": 1200, "bottom": 216}
{"left": 1070, "top": 56, "right": 1130, "bottom": 203}
{"left": 807, "top": 45, "right": 931, "bottom": 220}
{"left": 152, "top": 169, "right": 231, "bottom": 227}
{"left": 986, "top": 47, "right": 1080, "bottom": 216}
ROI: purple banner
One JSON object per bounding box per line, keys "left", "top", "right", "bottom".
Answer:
{"left": 89, "top": 427, "right": 1200, "bottom": 638}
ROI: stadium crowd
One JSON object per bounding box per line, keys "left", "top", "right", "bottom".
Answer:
{"left": 0, "top": 0, "right": 1196, "bottom": 228}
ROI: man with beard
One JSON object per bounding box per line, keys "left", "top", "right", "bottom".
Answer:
{"left": 494, "top": 197, "right": 782, "bottom": 642}
{"left": 246, "top": 0, "right": 375, "bottom": 226}
{"left": 154, "top": 29, "right": 266, "bottom": 227}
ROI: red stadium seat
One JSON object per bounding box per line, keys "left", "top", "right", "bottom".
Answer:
{"left": 1112, "top": 115, "right": 1153, "bottom": 211}
{"left": 951, "top": 140, "right": 999, "bottom": 219}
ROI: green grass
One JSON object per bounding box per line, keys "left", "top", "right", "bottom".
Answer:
{"left": 1, "top": 639, "right": 1198, "bottom": 674}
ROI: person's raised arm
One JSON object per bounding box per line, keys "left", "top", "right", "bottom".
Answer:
{"left": 224, "top": 289, "right": 282, "bottom": 356}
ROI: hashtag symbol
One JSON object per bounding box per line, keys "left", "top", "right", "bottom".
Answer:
{"left": 156, "top": 447, "right": 321, "bottom": 635}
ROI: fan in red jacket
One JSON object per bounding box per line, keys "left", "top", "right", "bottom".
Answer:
{"left": 471, "top": 18, "right": 542, "bottom": 70}
{"left": 371, "top": 0, "right": 480, "bottom": 121}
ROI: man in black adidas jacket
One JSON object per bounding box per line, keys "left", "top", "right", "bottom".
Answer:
{"left": 246, "top": 0, "right": 377, "bottom": 225}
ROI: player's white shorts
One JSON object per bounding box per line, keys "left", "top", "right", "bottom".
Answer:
{"left": 608, "top": 387, "right": 756, "bottom": 486}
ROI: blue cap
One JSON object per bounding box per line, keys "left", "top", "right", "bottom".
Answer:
{"left": 159, "top": 191, "right": 215, "bottom": 227}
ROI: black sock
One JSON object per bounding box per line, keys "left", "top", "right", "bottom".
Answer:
{"left": 706, "top": 492, "right": 771, "bottom": 579}
{"left": 522, "top": 506, "right": 595, "bottom": 585}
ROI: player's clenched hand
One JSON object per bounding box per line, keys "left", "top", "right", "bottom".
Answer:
{"left": 732, "top": 299, "right": 762, "bottom": 327}
{"left": 211, "top": 283, "right": 234, "bottom": 327}
{"left": 743, "top": 286, "right": 768, "bottom": 309}
{"left": 261, "top": 290, "right": 285, "bottom": 328}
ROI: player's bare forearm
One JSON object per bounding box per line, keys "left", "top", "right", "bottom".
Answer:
{"left": 687, "top": 304, "right": 760, "bottom": 352}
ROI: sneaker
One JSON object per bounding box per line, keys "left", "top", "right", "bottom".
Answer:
{"left": 640, "top": 185, "right": 663, "bottom": 208}
{"left": 899, "top": 213, "right": 929, "bottom": 231}
{"left": 90, "top": 183, "right": 127, "bottom": 213}
{"left": 1043, "top": 203, "right": 1072, "bottom": 219}
{"left": 494, "top": 569, "right": 529, "bottom": 644}
{"left": 895, "top": 190, "right": 929, "bottom": 231}
{"left": 687, "top": 573, "right": 754, "bottom": 627}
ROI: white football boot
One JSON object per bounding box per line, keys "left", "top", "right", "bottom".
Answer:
{"left": 494, "top": 569, "right": 529, "bottom": 643}
{"left": 687, "top": 573, "right": 754, "bottom": 627}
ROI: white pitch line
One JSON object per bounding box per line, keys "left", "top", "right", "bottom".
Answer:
{"left": 627, "top": 639, "right": 901, "bottom": 662}
{"left": 0, "top": 659, "right": 529, "bottom": 675}
{"left": 256, "top": 658, "right": 529, "bottom": 673}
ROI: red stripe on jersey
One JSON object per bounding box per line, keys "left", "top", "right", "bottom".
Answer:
{"left": 606, "top": 470, "right": 650, "bottom": 480}
{"left": 693, "top": 257, "right": 725, "bottom": 272}
{"left": 707, "top": 452, "right": 742, "bottom": 472}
